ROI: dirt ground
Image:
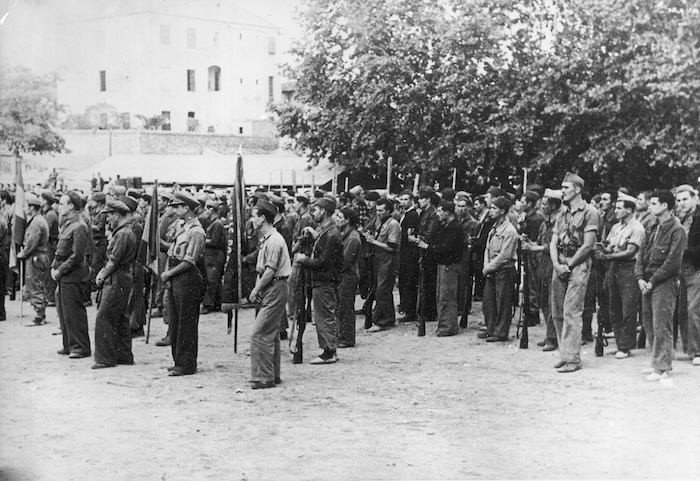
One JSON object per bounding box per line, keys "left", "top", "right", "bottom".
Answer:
{"left": 1, "top": 291, "right": 699, "bottom": 481}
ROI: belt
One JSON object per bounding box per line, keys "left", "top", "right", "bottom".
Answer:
{"left": 558, "top": 245, "right": 579, "bottom": 257}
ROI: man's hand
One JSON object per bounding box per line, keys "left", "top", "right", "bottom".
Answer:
{"left": 160, "top": 270, "right": 171, "bottom": 283}
{"left": 50, "top": 268, "right": 60, "bottom": 281}
{"left": 16, "top": 252, "right": 25, "bottom": 260}
{"left": 638, "top": 279, "right": 652, "bottom": 294}
{"left": 554, "top": 263, "right": 570, "bottom": 279}
{"left": 248, "top": 289, "right": 261, "bottom": 304}
{"left": 416, "top": 239, "right": 428, "bottom": 249}
{"left": 95, "top": 269, "right": 105, "bottom": 287}
{"left": 294, "top": 253, "right": 307, "bottom": 264}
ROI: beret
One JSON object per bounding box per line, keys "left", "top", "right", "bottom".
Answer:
{"left": 91, "top": 192, "right": 106, "bottom": 203}
{"left": 119, "top": 195, "right": 138, "bottom": 213}
{"left": 170, "top": 191, "right": 199, "bottom": 210}
{"left": 617, "top": 192, "right": 637, "bottom": 204}
{"left": 41, "top": 191, "right": 56, "bottom": 204}
{"left": 675, "top": 184, "right": 697, "bottom": 196}
{"left": 314, "top": 197, "right": 336, "bottom": 212}
{"left": 544, "top": 188, "right": 563, "bottom": 200}
{"left": 365, "top": 191, "right": 381, "bottom": 201}
{"left": 141, "top": 193, "right": 152, "bottom": 203}
{"left": 255, "top": 199, "right": 278, "bottom": 217}
{"left": 563, "top": 172, "right": 585, "bottom": 187}
{"left": 103, "top": 198, "right": 130, "bottom": 215}
{"left": 492, "top": 196, "right": 511, "bottom": 212}
{"left": 25, "top": 193, "right": 41, "bottom": 207}
{"left": 313, "top": 190, "right": 325, "bottom": 199}
{"left": 126, "top": 189, "right": 142, "bottom": 199}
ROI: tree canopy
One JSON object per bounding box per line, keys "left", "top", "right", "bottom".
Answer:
{"left": 0, "top": 66, "right": 66, "bottom": 158}
{"left": 274, "top": 0, "right": 700, "bottom": 192}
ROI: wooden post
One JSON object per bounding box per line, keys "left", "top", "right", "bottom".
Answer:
{"left": 332, "top": 163, "right": 338, "bottom": 195}
{"left": 292, "top": 170, "right": 297, "bottom": 193}
{"left": 344, "top": 176, "right": 349, "bottom": 193}
{"left": 413, "top": 174, "right": 420, "bottom": 196}
{"left": 452, "top": 168, "right": 457, "bottom": 190}
{"left": 386, "top": 156, "right": 393, "bottom": 194}
{"left": 523, "top": 167, "right": 529, "bottom": 192}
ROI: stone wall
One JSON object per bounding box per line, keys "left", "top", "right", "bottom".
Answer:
{"left": 139, "top": 131, "right": 278, "bottom": 155}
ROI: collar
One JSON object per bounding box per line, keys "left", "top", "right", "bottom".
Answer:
{"left": 259, "top": 227, "right": 274, "bottom": 243}
{"left": 317, "top": 219, "right": 335, "bottom": 237}
{"left": 566, "top": 196, "right": 586, "bottom": 213}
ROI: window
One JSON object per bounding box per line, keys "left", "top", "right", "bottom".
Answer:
{"left": 239, "top": 127, "right": 243, "bottom": 134}
{"left": 187, "top": 28, "right": 196, "bottom": 49}
{"left": 187, "top": 69, "right": 195, "bottom": 91}
{"left": 99, "top": 70, "right": 106, "bottom": 91}
{"left": 160, "top": 25, "right": 170, "bottom": 45}
{"left": 121, "top": 112, "right": 130, "bottom": 129}
{"left": 268, "top": 37, "right": 276, "bottom": 55}
{"left": 208, "top": 66, "right": 221, "bottom": 91}
{"left": 268, "top": 76, "right": 274, "bottom": 101}
{"left": 161, "top": 111, "right": 171, "bottom": 131}
{"left": 187, "top": 112, "right": 198, "bottom": 132}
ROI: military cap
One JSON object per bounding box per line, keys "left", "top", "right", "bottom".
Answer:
{"left": 25, "top": 193, "right": 41, "bottom": 207}
{"left": 430, "top": 192, "right": 441, "bottom": 206}
{"left": 250, "top": 191, "right": 269, "bottom": 202}
{"left": 349, "top": 185, "right": 364, "bottom": 196}
{"left": 160, "top": 191, "right": 174, "bottom": 201}
{"left": 255, "top": 199, "right": 278, "bottom": 218}
{"left": 675, "top": 184, "right": 697, "bottom": 196}
{"left": 365, "top": 191, "right": 381, "bottom": 201}
{"left": 313, "top": 190, "right": 325, "bottom": 199}
{"left": 522, "top": 190, "right": 540, "bottom": 204}
{"left": 267, "top": 193, "right": 284, "bottom": 210}
{"left": 295, "top": 193, "right": 310, "bottom": 204}
{"left": 119, "top": 195, "right": 138, "bottom": 213}
{"left": 617, "top": 192, "right": 637, "bottom": 204}
{"left": 103, "top": 198, "right": 130, "bottom": 215}
{"left": 418, "top": 186, "right": 435, "bottom": 199}
{"left": 543, "top": 188, "right": 563, "bottom": 200}
{"left": 486, "top": 186, "right": 505, "bottom": 198}
{"left": 455, "top": 191, "right": 470, "bottom": 201}
{"left": 323, "top": 192, "right": 337, "bottom": 203}
{"left": 41, "top": 191, "right": 56, "bottom": 205}
{"left": 126, "top": 189, "right": 142, "bottom": 199}
{"left": 562, "top": 172, "right": 585, "bottom": 187}
{"left": 170, "top": 191, "right": 199, "bottom": 210}
{"left": 314, "top": 197, "right": 336, "bottom": 213}
{"left": 492, "top": 196, "right": 512, "bottom": 212}
{"left": 141, "top": 193, "right": 152, "bottom": 203}
{"left": 111, "top": 185, "right": 127, "bottom": 196}
{"left": 205, "top": 198, "right": 220, "bottom": 208}
{"left": 528, "top": 184, "right": 544, "bottom": 197}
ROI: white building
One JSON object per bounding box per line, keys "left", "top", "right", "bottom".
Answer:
{"left": 56, "top": 0, "right": 283, "bottom": 135}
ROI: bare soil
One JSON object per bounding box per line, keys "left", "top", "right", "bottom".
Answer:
{"left": 1, "top": 294, "right": 699, "bottom": 481}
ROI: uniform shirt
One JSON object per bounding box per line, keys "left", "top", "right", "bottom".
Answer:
{"left": 536, "top": 215, "right": 556, "bottom": 267}
{"left": 484, "top": 218, "right": 518, "bottom": 271}
{"left": 168, "top": 217, "right": 205, "bottom": 266}
{"left": 553, "top": 198, "right": 600, "bottom": 252}
{"left": 635, "top": 210, "right": 655, "bottom": 231}
{"left": 91, "top": 207, "right": 108, "bottom": 241}
{"left": 79, "top": 211, "right": 95, "bottom": 257}
{"left": 519, "top": 209, "right": 545, "bottom": 242}
{"left": 52, "top": 213, "right": 90, "bottom": 282}
{"left": 103, "top": 223, "right": 137, "bottom": 275}
{"left": 19, "top": 214, "right": 49, "bottom": 257}
{"left": 255, "top": 228, "right": 292, "bottom": 279}
{"left": 606, "top": 218, "right": 645, "bottom": 258}
{"left": 375, "top": 216, "right": 401, "bottom": 251}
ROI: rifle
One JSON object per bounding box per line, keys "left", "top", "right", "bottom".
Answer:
{"left": 594, "top": 262, "right": 607, "bottom": 357}
{"left": 291, "top": 267, "right": 310, "bottom": 364}
{"left": 519, "top": 242, "right": 529, "bottom": 349}
{"left": 416, "top": 249, "right": 425, "bottom": 337}
{"left": 459, "top": 240, "right": 473, "bottom": 329}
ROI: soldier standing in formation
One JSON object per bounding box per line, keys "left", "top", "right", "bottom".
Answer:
{"left": 17, "top": 193, "right": 49, "bottom": 325}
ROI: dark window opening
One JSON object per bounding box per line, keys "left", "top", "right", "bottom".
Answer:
{"left": 99, "top": 70, "right": 106, "bottom": 91}
{"left": 208, "top": 66, "right": 221, "bottom": 91}
{"left": 268, "top": 76, "right": 274, "bottom": 101}
{"left": 161, "top": 111, "right": 171, "bottom": 131}
{"left": 187, "top": 69, "right": 195, "bottom": 91}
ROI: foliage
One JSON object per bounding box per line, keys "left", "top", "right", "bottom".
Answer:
{"left": 60, "top": 103, "right": 124, "bottom": 130}
{"left": 0, "top": 66, "right": 66, "bottom": 157}
{"left": 274, "top": 0, "right": 700, "bottom": 192}
{"left": 135, "top": 114, "right": 167, "bottom": 130}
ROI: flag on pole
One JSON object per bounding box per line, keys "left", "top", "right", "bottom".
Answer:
{"left": 222, "top": 147, "right": 246, "bottom": 307}
{"left": 9, "top": 156, "right": 25, "bottom": 272}
{"left": 136, "top": 181, "right": 160, "bottom": 274}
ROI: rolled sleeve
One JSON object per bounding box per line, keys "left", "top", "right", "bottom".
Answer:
{"left": 182, "top": 230, "right": 205, "bottom": 265}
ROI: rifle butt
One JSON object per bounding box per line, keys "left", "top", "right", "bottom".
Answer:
{"left": 595, "top": 335, "right": 604, "bottom": 357}
{"left": 233, "top": 309, "right": 239, "bottom": 353}
{"left": 519, "top": 326, "right": 529, "bottom": 349}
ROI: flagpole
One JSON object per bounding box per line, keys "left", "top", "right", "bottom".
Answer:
{"left": 145, "top": 180, "right": 158, "bottom": 344}
{"left": 18, "top": 259, "right": 23, "bottom": 321}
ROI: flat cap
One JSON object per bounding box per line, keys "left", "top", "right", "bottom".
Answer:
{"left": 349, "top": 185, "right": 364, "bottom": 196}
{"left": 255, "top": 199, "right": 278, "bottom": 218}
{"left": 528, "top": 184, "right": 544, "bottom": 197}
{"left": 41, "top": 191, "right": 56, "bottom": 204}
{"left": 562, "top": 172, "right": 585, "bottom": 187}
{"left": 103, "top": 198, "right": 130, "bottom": 215}
{"left": 170, "top": 191, "right": 199, "bottom": 210}
{"left": 365, "top": 191, "right": 381, "bottom": 202}
{"left": 119, "top": 195, "right": 138, "bottom": 213}
{"left": 314, "top": 197, "right": 336, "bottom": 213}
{"left": 25, "top": 193, "right": 41, "bottom": 207}
{"left": 675, "top": 184, "right": 697, "bottom": 196}
{"left": 543, "top": 188, "right": 563, "bottom": 200}
{"left": 91, "top": 192, "right": 106, "bottom": 203}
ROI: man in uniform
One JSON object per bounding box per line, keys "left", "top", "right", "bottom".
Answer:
{"left": 636, "top": 190, "right": 687, "bottom": 380}
{"left": 675, "top": 184, "right": 700, "bottom": 362}
{"left": 519, "top": 190, "right": 545, "bottom": 326}
{"left": 595, "top": 192, "right": 645, "bottom": 359}
{"left": 53, "top": 191, "right": 92, "bottom": 359}
{"left": 201, "top": 198, "right": 226, "bottom": 314}
{"left": 550, "top": 173, "right": 600, "bottom": 373}
{"left": 295, "top": 197, "right": 343, "bottom": 365}
{"left": 247, "top": 199, "right": 291, "bottom": 389}
{"left": 41, "top": 192, "right": 59, "bottom": 307}
{"left": 17, "top": 193, "right": 49, "bottom": 325}
{"left": 478, "top": 196, "right": 519, "bottom": 342}
{"left": 455, "top": 194, "right": 478, "bottom": 324}
{"left": 161, "top": 191, "right": 206, "bottom": 376}
{"left": 92, "top": 198, "right": 137, "bottom": 369}
{"left": 89, "top": 192, "right": 108, "bottom": 293}
{"left": 415, "top": 200, "right": 464, "bottom": 336}
{"left": 121, "top": 195, "right": 146, "bottom": 337}
{"left": 416, "top": 187, "right": 440, "bottom": 325}
{"left": 359, "top": 191, "right": 380, "bottom": 319}
{"left": 397, "top": 191, "right": 420, "bottom": 324}
{"left": 365, "top": 198, "right": 401, "bottom": 332}
{"left": 635, "top": 191, "right": 655, "bottom": 230}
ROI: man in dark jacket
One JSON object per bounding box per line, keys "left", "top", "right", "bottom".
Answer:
{"left": 635, "top": 190, "right": 687, "bottom": 381}
{"left": 397, "top": 191, "right": 420, "bottom": 323}
{"left": 416, "top": 201, "right": 464, "bottom": 336}
{"left": 295, "top": 197, "right": 343, "bottom": 365}
{"left": 416, "top": 187, "right": 440, "bottom": 324}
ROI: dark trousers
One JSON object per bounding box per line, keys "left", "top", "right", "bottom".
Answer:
{"left": 167, "top": 267, "right": 204, "bottom": 373}
{"left": 482, "top": 267, "right": 516, "bottom": 338}
{"left": 608, "top": 263, "right": 639, "bottom": 352}
{"left": 457, "top": 250, "right": 473, "bottom": 315}
{"left": 436, "top": 264, "right": 459, "bottom": 335}
{"left": 0, "top": 250, "right": 7, "bottom": 319}
{"left": 203, "top": 249, "right": 224, "bottom": 309}
{"left": 91, "top": 240, "right": 108, "bottom": 291}
{"left": 398, "top": 260, "right": 419, "bottom": 319}
{"left": 45, "top": 241, "right": 57, "bottom": 304}
{"left": 337, "top": 274, "right": 358, "bottom": 346}
{"left": 362, "top": 256, "right": 377, "bottom": 323}
{"left": 128, "top": 264, "right": 146, "bottom": 331}
{"left": 418, "top": 257, "right": 438, "bottom": 322}
{"left": 94, "top": 271, "right": 133, "bottom": 365}
{"left": 524, "top": 252, "right": 540, "bottom": 323}
{"left": 372, "top": 252, "right": 397, "bottom": 327}
{"left": 57, "top": 281, "right": 90, "bottom": 354}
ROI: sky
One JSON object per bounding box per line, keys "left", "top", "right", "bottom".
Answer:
{"left": 0, "top": 0, "right": 304, "bottom": 74}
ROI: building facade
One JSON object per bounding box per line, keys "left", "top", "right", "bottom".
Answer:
{"left": 56, "top": 1, "right": 282, "bottom": 135}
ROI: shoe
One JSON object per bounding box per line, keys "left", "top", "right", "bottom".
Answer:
{"left": 640, "top": 367, "right": 655, "bottom": 374}
{"left": 91, "top": 363, "right": 115, "bottom": 369}
{"left": 646, "top": 371, "right": 669, "bottom": 381}
{"left": 251, "top": 380, "right": 275, "bottom": 389}
{"left": 69, "top": 351, "right": 91, "bottom": 359}
{"left": 275, "top": 377, "right": 282, "bottom": 385}
{"left": 693, "top": 357, "right": 700, "bottom": 366}
{"left": 542, "top": 341, "right": 558, "bottom": 352}
{"left": 436, "top": 332, "right": 456, "bottom": 337}
{"left": 581, "top": 334, "right": 594, "bottom": 344}
{"left": 310, "top": 352, "right": 338, "bottom": 364}
{"left": 367, "top": 325, "right": 387, "bottom": 333}
{"left": 168, "top": 368, "right": 196, "bottom": 376}
{"left": 33, "top": 317, "right": 46, "bottom": 325}
{"left": 553, "top": 360, "right": 566, "bottom": 369}
{"left": 57, "top": 349, "right": 70, "bottom": 355}
{"left": 396, "top": 313, "right": 414, "bottom": 323}
{"left": 279, "top": 330, "right": 288, "bottom": 340}
{"left": 558, "top": 363, "right": 582, "bottom": 373}
{"left": 337, "top": 342, "right": 355, "bottom": 348}
{"left": 167, "top": 366, "right": 177, "bottom": 372}
{"left": 150, "top": 308, "right": 163, "bottom": 318}
{"left": 155, "top": 336, "right": 171, "bottom": 347}
{"left": 536, "top": 340, "right": 546, "bottom": 347}
{"left": 117, "top": 359, "right": 134, "bottom": 365}
{"left": 131, "top": 328, "right": 145, "bottom": 338}
{"left": 477, "top": 331, "right": 490, "bottom": 339}
{"left": 615, "top": 350, "right": 629, "bottom": 359}
{"left": 53, "top": 329, "right": 62, "bottom": 336}
{"left": 486, "top": 336, "right": 507, "bottom": 342}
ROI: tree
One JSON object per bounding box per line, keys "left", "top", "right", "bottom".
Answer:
{"left": 135, "top": 114, "right": 167, "bottom": 130}
{"left": 0, "top": 66, "right": 66, "bottom": 159}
